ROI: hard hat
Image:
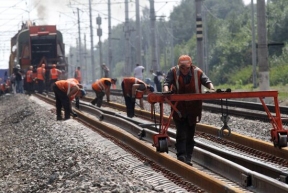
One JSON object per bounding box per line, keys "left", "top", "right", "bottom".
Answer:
{"left": 16, "top": 64, "right": 20, "bottom": 69}
{"left": 178, "top": 55, "right": 192, "bottom": 66}
{"left": 52, "top": 64, "right": 56, "bottom": 68}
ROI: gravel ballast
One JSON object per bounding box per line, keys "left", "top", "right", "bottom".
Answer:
{"left": 0, "top": 94, "right": 188, "bottom": 193}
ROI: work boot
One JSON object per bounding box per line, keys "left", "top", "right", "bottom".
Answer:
{"left": 177, "top": 155, "right": 186, "bottom": 163}
{"left": 57, "top": 116, "right": 62, "bottom": 121}
{"left": 185, "top": 159, "right": 193, "bottom": 166}
{"left": 186, "top": 156, "right": 193, "bottom": 166}
{"left": 72, "top": 112, "right": 78, "bottom": 117}
{"left": 91, "top": 98, "right": 97, "bottom": 105}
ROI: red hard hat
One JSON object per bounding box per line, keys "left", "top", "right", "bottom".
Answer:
{"left": 178, "top": 55, "right": 192, "bottom": 66}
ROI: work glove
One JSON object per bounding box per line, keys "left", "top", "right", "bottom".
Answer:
{"left": 205, "top": 89, "right": 216, "bottom": 93}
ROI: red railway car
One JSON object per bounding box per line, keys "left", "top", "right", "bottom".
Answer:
{"left": 9, "top": 21, "right": 68, "bottom": 90}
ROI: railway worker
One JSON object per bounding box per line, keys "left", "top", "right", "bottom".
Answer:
{"left": 49, "top": 64, "right": 62, "bottom": 91}
{"left": 26, "top": 66, "right": 34, "bottom": 95}
{"left": 154, "top": 71, "right": 165, "bottom": 92}
{"left": 66, "top": 78, "right": 82, "bottom": 110}
{"left": 36, "top": 63, "right": 46, "bottom": 94}
{"left": 101, "top": 63, "right": 110, "bottom": 78}
{"left": 121, "top": 77, "right": 154, "bottom": 118}
{"left": 13, "top": 64, "right": 24, "bottom": 93}
{"left": 133, "top": 64, "right": 145, "bottom": 80}
{"left": 74, "top": 66, "right": 82, "bottom": 83}
{"left": 162, "top": 54, "right": 215, "bottom": 166}
{"left": 91, "top": 78, "right": 117, "bottom": 108}
{"left": 52, "top": 79, "right": 86, "bottom": 120}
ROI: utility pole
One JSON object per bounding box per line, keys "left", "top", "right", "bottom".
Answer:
{"left": 149, "top": 0, "right": 158, "bottom": 72}
{"left": 89, "top": 0, "right": 95, "bottom": 82}
{"left": 195, "top": 0, "right": 204, "bottom": 70}
{"left": 135, "top": 0, "right": 142, "bottom": 65}
{"left": 164, "top": 31, "right": 167, "bottom": 68}
{"left": 251, "top": 0, "right": 257, "bottom": 88}
{"left": 84, "top": 34, "right": 87, "bottom": 84}
{"left": 76, "top": 38, "right": 79, "bottom": 68}
{"left": 257, "top": 0, "right": 269, "bottom": 91}
{"left": 77, "top": 8, "right": 82, "bottom": 70}
{"left": 124, "top": 0, "right": 131, "bottom": 75}
{"left": 108, "top": 0, "right": 112, "bottom": 77}
{"left": 170, "top": 22, "right": 174, "bottom": 67}
{"left": 203, "top": 7, "right": 209, "bottom": 75}
{"left": 69, "top": 52, "right": 73, "bottom": 77}
{"left": 97, "top": 14, "right": 103, "bottom": 78}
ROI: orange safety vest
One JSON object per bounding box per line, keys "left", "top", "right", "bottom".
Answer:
{"left": 75, "top": 70, "right": 82, "bottom": 82}
{"left": 37, "top": 67, "right": 45, "bottom": 80}
{"left": 67, "top": 78, "right": 79, "bottom": 84}
{"left": 122, "top": 77, "right": 146, "bottom": 97}
{"left": 50, "top": 68, "right": 59, "bottom": 80}
{"left": 55, "top": 80, "right": 79, "bottom": 101}
{"left": 171, "top": 66, "right": 203, "bottom": 123}
{"left": 91, "top": 78, "right": 111, "bottom": 92}
{"left": 26, "top": 70, "right": 33, "bottom": 83}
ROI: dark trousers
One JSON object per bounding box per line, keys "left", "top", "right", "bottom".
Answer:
{"left": 26, "top": 82, "right": 34, "bottom": 95}
{"left": 16, "top": 80, "right": 23, "bottom": 93}
{"left": 91, "top": 91, "right": 105, "bottom": 107}
{"left": 156, "top": 82, "right": 162, "bottom": 92}
{"left": 37, "top": 80, "right": 44, "bottom": 94}
{"left": 53, "top": 84, "right": 71, "bottom": 119}
{"left": 50, "top": 79, "right": 57, "bottom": 92}
{"left": 121, "top": 82, "right": 135, "bottom": 118}
{"left": 174, "top": 118, "right": 196, "bottom": 162}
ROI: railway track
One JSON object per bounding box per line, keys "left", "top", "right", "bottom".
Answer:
{"left": 35, "top": 93, "right": 288, "bottom": 193}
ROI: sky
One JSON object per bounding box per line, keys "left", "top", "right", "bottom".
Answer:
{"left": 0, "top": 0, "right": 251, "bottom": 69}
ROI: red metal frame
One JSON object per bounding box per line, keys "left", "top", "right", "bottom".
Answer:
{"left": 148, "top": 91, "right": 288, "bottom": 148}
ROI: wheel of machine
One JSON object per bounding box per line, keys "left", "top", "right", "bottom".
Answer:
{"left": 278, "top": 133, "right": 288, "bottom": 148}
{"left": 158, "top": 138, "right": 169, "bottom": 153}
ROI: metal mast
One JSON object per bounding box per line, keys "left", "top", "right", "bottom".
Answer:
{"left": 89, "top": 0, "right": 95, "bottom": 82}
